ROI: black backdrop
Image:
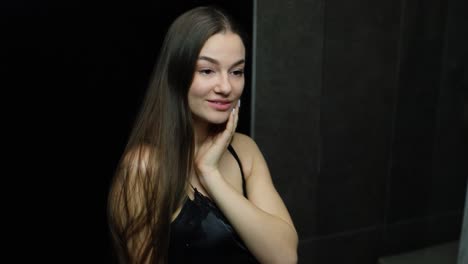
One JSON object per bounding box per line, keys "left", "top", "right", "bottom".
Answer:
{"left": 1, "top": 1, "right": 252, "bottom": 262}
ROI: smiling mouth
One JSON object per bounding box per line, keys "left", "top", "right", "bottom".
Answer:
{"left": 207, "top": 100, "right": 232, "bottom": 110}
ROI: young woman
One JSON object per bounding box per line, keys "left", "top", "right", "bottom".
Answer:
{"left": 107, "top": 6, "right": 298, "bottom": 264}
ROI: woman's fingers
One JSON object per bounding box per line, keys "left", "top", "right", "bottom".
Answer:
{"left": 214, "top": 101, "right": 239, "bottom": 148}
{"left": 227, "top": 105, "right": 239, "bottom": 140}
{"left": 233, "top": 99, "right": 240, "bottom": 133}
{"left": 222, "top": 107, "right": 234, "bottom": 133}
{"left": 195, "top": 100, "right": 241, "bottom": 175}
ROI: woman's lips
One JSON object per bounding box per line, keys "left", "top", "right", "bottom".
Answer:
{"left": 207, "top": 100, "right": 232, "bottom": 111}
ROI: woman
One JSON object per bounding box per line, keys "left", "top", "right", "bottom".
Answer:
{"left": 108, "top": 6, "right": 298, "bottom": 264}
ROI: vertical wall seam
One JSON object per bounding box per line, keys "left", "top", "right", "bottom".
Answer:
{"left": 382, "top": 0, "right": 407, "bottom": 251}
{"left": 431, "top": 0, "right": 451, "bottom": 184}
{"left": 318, "top": 0, "right": 326, "bottom": 177}
{"left": 316, "top": 0, "right": 327, "bottom": 238}
{"left": 250, "top": 0, "right": 257, "bottom": 139}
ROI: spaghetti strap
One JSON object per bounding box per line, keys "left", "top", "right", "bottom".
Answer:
{"left": 189, "top": 182, "right": 196, "bottom": 191}
{"left": 227, "top": 144, "right": 248, "bottom": 198}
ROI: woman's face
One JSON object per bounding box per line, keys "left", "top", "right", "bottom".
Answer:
{"left": 188, "top": 31, "right": 245, "bottom": 125}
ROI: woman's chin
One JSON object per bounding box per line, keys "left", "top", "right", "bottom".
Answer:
{"left": 192, "top": 111, "right": 230, "bottom": 125}
{"left": 209, "top": 116, "right": 229, "bottom": 124}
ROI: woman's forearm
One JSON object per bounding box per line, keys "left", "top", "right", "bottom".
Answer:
{"left": 201, "top": 170, "right": 298, "bottom": 264}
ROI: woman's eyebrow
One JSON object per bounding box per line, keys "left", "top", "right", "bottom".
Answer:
{"left": 198, "top": 56, "right": 245, "bottom": 67}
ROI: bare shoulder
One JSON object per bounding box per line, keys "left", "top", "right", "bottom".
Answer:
{"left": 231, "top": 132, "right": 264, "bottom": 177}
{"left": 231, "top": 132, "right": 261, "bottom": 155}
{"left": 232, "top": 132, "right": 256, "bottom": 148}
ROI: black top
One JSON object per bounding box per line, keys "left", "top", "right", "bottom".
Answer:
{"left": 168, "top": 145, "right": 259, "bottom": 263}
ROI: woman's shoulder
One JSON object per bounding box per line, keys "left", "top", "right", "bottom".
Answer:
{"left": 231, "top": 132, "right": 264, "bottom": 174}
{"left": 232, "top": 132, "right": 258, "bottom": 152}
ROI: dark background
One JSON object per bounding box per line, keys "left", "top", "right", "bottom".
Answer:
{"left": 252, "top": 0, "right": 467, "bottom": 263}
{"left": 2, "top": 0, "right": 467, "bottom": 263}
{"left": 1, "top": 0, "right": 252, "bottom": 262}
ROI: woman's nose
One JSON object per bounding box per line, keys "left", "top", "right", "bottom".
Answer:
{"left": 214, "top": 73, "right": 232, "bottom": 94}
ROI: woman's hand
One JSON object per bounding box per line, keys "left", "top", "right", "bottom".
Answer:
{"left": 195, "top": 100, "right": 240, "bottom": 181}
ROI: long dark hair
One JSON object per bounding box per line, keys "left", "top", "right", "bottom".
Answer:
{"left": 107, "top": 6, "right": 245, "bottom": 264}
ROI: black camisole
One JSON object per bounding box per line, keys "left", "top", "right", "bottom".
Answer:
{"left": 168, "top": 145, "right": 259, "bottom": 263}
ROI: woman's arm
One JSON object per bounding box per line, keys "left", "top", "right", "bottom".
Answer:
{"left": 195, "top": 109, "right": 298, "bottom": 264}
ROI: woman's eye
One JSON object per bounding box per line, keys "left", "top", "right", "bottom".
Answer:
{"left": 199, "top": 69, "right": 214, "bottom": 75}
{"left": 232, "top": 69, "right": 244, "bottom": 76}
